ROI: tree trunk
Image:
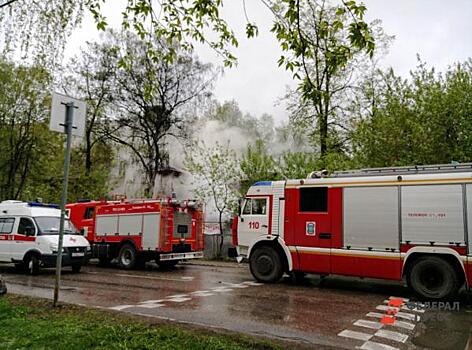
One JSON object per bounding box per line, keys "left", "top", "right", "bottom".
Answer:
{"left": 319, "top": 112, "right": 328, "bottom": 157}
{"left": 218, "top": 210, "right": 224, "bottom": 258}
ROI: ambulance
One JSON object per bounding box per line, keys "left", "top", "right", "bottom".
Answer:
{"left": 0, "top": 200, "right": 90, "bottom": 275}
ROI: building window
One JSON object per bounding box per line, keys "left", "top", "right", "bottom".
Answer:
{"left": 299, "top": 187, "right": 328, "bottom": 212}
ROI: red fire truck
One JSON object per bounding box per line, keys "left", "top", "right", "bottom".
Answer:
{"left": 66, "top": 198, "right": 204, "bottom": 269}
{"left": 232, "top": 163, "right": 472, "bottom": 299}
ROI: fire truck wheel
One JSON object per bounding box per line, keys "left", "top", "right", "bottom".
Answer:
{"left": 24, "top": 254, "right": 40, "bottom": 276}
{"left": 408, "top": 256, "right": 460, "bottom": 300}
{"left": 249, "top": 246, "right": 283, "bottom": 283}
{"left": 71, "top": 264, "right": 82, "bottom": 273}
{"left": 118, "top": 244, "right": 137, "bottom": 269}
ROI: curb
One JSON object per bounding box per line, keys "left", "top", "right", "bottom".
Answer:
{"left": 181, "top": 260, "right": 244, "bottom": 268}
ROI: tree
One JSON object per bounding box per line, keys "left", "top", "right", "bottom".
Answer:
{"left": 269, "top": 0, "right": 376, "bottom": 159}
{"left": 0, "top": 0, "right": 374, "bottom": 70}
{"left": 0, "top": 0, "right": 85, "bottom": 67}
{"left": 63, "top": 40, "right": 118, "bottom": 174}
{"left": 103, "top": 31, "right": 215, "bottom": 196}
{"left": 351, "top": 59, "right": 472, "bottom": 167}
{"left": 184, "top": 140, "right": 241, "bottom": 256}
{"left": 0, "top": 60, "right": 51, "bottom": 200}
{"left": 240, "top": 139, "right": 278, "bottom": 195}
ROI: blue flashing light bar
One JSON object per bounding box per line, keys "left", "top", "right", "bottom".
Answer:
{"left": 252, "top": 181, "right": 272, "bottom": 186}
{"left": 28, "top": 202, "right": 60, "bottom": 209}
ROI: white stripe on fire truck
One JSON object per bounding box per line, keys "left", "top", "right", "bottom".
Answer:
{"left": 289, "top": 246, "right": 405, "bottom": 260}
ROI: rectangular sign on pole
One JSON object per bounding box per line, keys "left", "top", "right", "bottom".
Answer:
{"left": 49, "top": 92, "right": 86, "bottom": 307}
{"left": 50, "top": 92, "right": 86, "bottom": 137}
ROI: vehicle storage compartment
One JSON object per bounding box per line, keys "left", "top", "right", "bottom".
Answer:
{"left": 401, "top": 184, "right": 465, "bottom": 245}
{"left": 343, "top": 186, "right": 399, "bottom": 250}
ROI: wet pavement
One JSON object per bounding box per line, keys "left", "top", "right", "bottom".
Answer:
{"left": 0, "top": 261, "right": 471, "bottom": 349}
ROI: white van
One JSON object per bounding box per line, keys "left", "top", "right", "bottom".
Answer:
{"left": 0, "top": 200, "right": 90, "bottom": 275}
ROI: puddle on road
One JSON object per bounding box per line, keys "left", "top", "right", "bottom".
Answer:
{"left": 411, "top": 301, "right": 472, "bottom": 350}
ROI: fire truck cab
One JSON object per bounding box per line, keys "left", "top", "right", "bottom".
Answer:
{"left": 0, "top": 201, "right": 90, "bottom": 275}
{"left": 67, "top": 198, "right": 204, "bottom": 269}
{"left": 234, "top": 164, "right": 472, "bottom": 300}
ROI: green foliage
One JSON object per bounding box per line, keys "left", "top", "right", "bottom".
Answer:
{"left": 0, "top": 296, "right": 281, "bottom": 350}
{"left": 351, "top": 59, "right": 472, "bottom": 167}
{"left": 0, "top": 58, "right": 111, "bottom": 203}
{"left": 240, "top": 140, "right": 278, "bottom": 194}
{"left": 270, "top": 0, "right": 376, "bottom": 157}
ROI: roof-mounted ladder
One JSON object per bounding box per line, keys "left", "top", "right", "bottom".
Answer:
{"left": 332, "top": 163, "right": 472, "bottom": 178}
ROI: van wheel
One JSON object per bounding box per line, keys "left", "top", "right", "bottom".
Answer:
{"left": 250, "top": 246, "right": 283, "bottom": 283}
{"left": 408, "top": 256, "right": 461, "bottom": 300}
{"left": 71, "top": 264, "right": 82, "bottom": 273}
{"left": 25, "top": 254, "right": 40, "bottom": 276}
{"left": 117, "top": 244, "right": 137, "bottom": 270}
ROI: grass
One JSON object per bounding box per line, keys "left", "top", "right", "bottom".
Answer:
{"left": 0, "top": 295, "right": 282, "bottom": 350}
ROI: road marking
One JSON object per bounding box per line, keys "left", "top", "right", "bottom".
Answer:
{"left": 354, "top": 319, "right": 384, "bottom": 330}
{"left": 166, "top": 297, "right": 192, "bottom": 303}
{"left": 338, "top": 330, "right": 373, "bottom": 341}
{"left": 221, "top": 282, "right": 249, "bottom": 288}
{"left": 366, "top": 312, "right": 387, "bottom": 319}
{"left": 242, "top": 281, "right": 263, "bottom": 286}
{"left": 115, "top": 273, "right": 194, "bottom": 282}
{"left": 136, "top": 303, "right": 164, "bottom": 309}
{"left": 360, "top": 341, "right": 399, "bottom": 350}
{"left": 167, "top": 294, "right": 189, "bottom": 298}
{"left": 376, "top": 304, "right": 399, "bottom": 312}
{"left": 396, "top": 311, "right": 419, "bottom": 321}
{"left": 109, "top": 305, "right": 134, "bottom": 311}
{"left": 211, "top": 287, "right": 234, "bottom": 292}
{"left": 375, "top": 329, "right": 408, "bottom": 343}
{"left": 190, "top": 291, "right": 215, "bottom": 297}
{"left": 390, "top": 320, "right": 416, "bottom": 331}
{"left": 140, "top": 299, "right": 165, "bottom": 304}
{"left": 382, "top": 300, "right": 425, "bottom": 313}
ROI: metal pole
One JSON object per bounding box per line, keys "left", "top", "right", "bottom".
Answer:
{"left": 53, "top": 102, "right": 74, "bottom": 307}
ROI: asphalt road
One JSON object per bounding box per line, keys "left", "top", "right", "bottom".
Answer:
{"left": 1, "top": 261, "right": 471, "bottom": 350}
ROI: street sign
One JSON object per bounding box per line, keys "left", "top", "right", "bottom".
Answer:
{"left": 49, "top": 92, "right": 86, "bottom": 307}
{"left": 50, "top": 92, "right": 86, "bottom": 137}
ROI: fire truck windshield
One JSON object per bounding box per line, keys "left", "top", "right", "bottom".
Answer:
{"left": 34, "top": 217, "right": 78, "bottom": 235}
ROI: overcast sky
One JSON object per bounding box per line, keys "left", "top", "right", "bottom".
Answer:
{"left": 66, "top": 0, "right": 472, "bottom": 124}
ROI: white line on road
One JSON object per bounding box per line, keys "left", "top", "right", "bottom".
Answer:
{"left": 221, "top": 282, "right": 249, "bottom": 288}
{"left": 338, "top": 330, "right": 373, "bottom": 341}
{"left": 167, "top": 294, "right": 189, "bottom": 298}
{"left": 109, "top": 305, "right": 134, "bottom": 311}
{"left": 166, "top": 297, "right": 192, "bottom": 303}
{"left": 136, "top": 303, "right": 164, "bottom": 309}
{"left": 242, "top": 281, "right": 263, "bottom": 286}
{"left": 354, "top": 319, "right": 384, "bottom": 330}
{"left": 375, "top": 305, "right": 420, "bottom": 321}
{"left": 382, "top": 300, "right": 425, "bottom": 313}
{"left": 375, "top": 329, "right": 409, "bottom": 343}
{"left": 211, "top": 287, "right": 234, "bottom": 292}
{"left": 115, "top": 273, "right": 194, "bottom": 282}
{"left": 360, "top": 340, "right": 399, "bottom": 350}
{"left": 389, "top": 320, "right": 416, "bottom": 331}
{"left": 139, "top": 299, "right": 165, "bottom": 304}
{"left": 190, "top": 291, "right": 215, "bottom": 297}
